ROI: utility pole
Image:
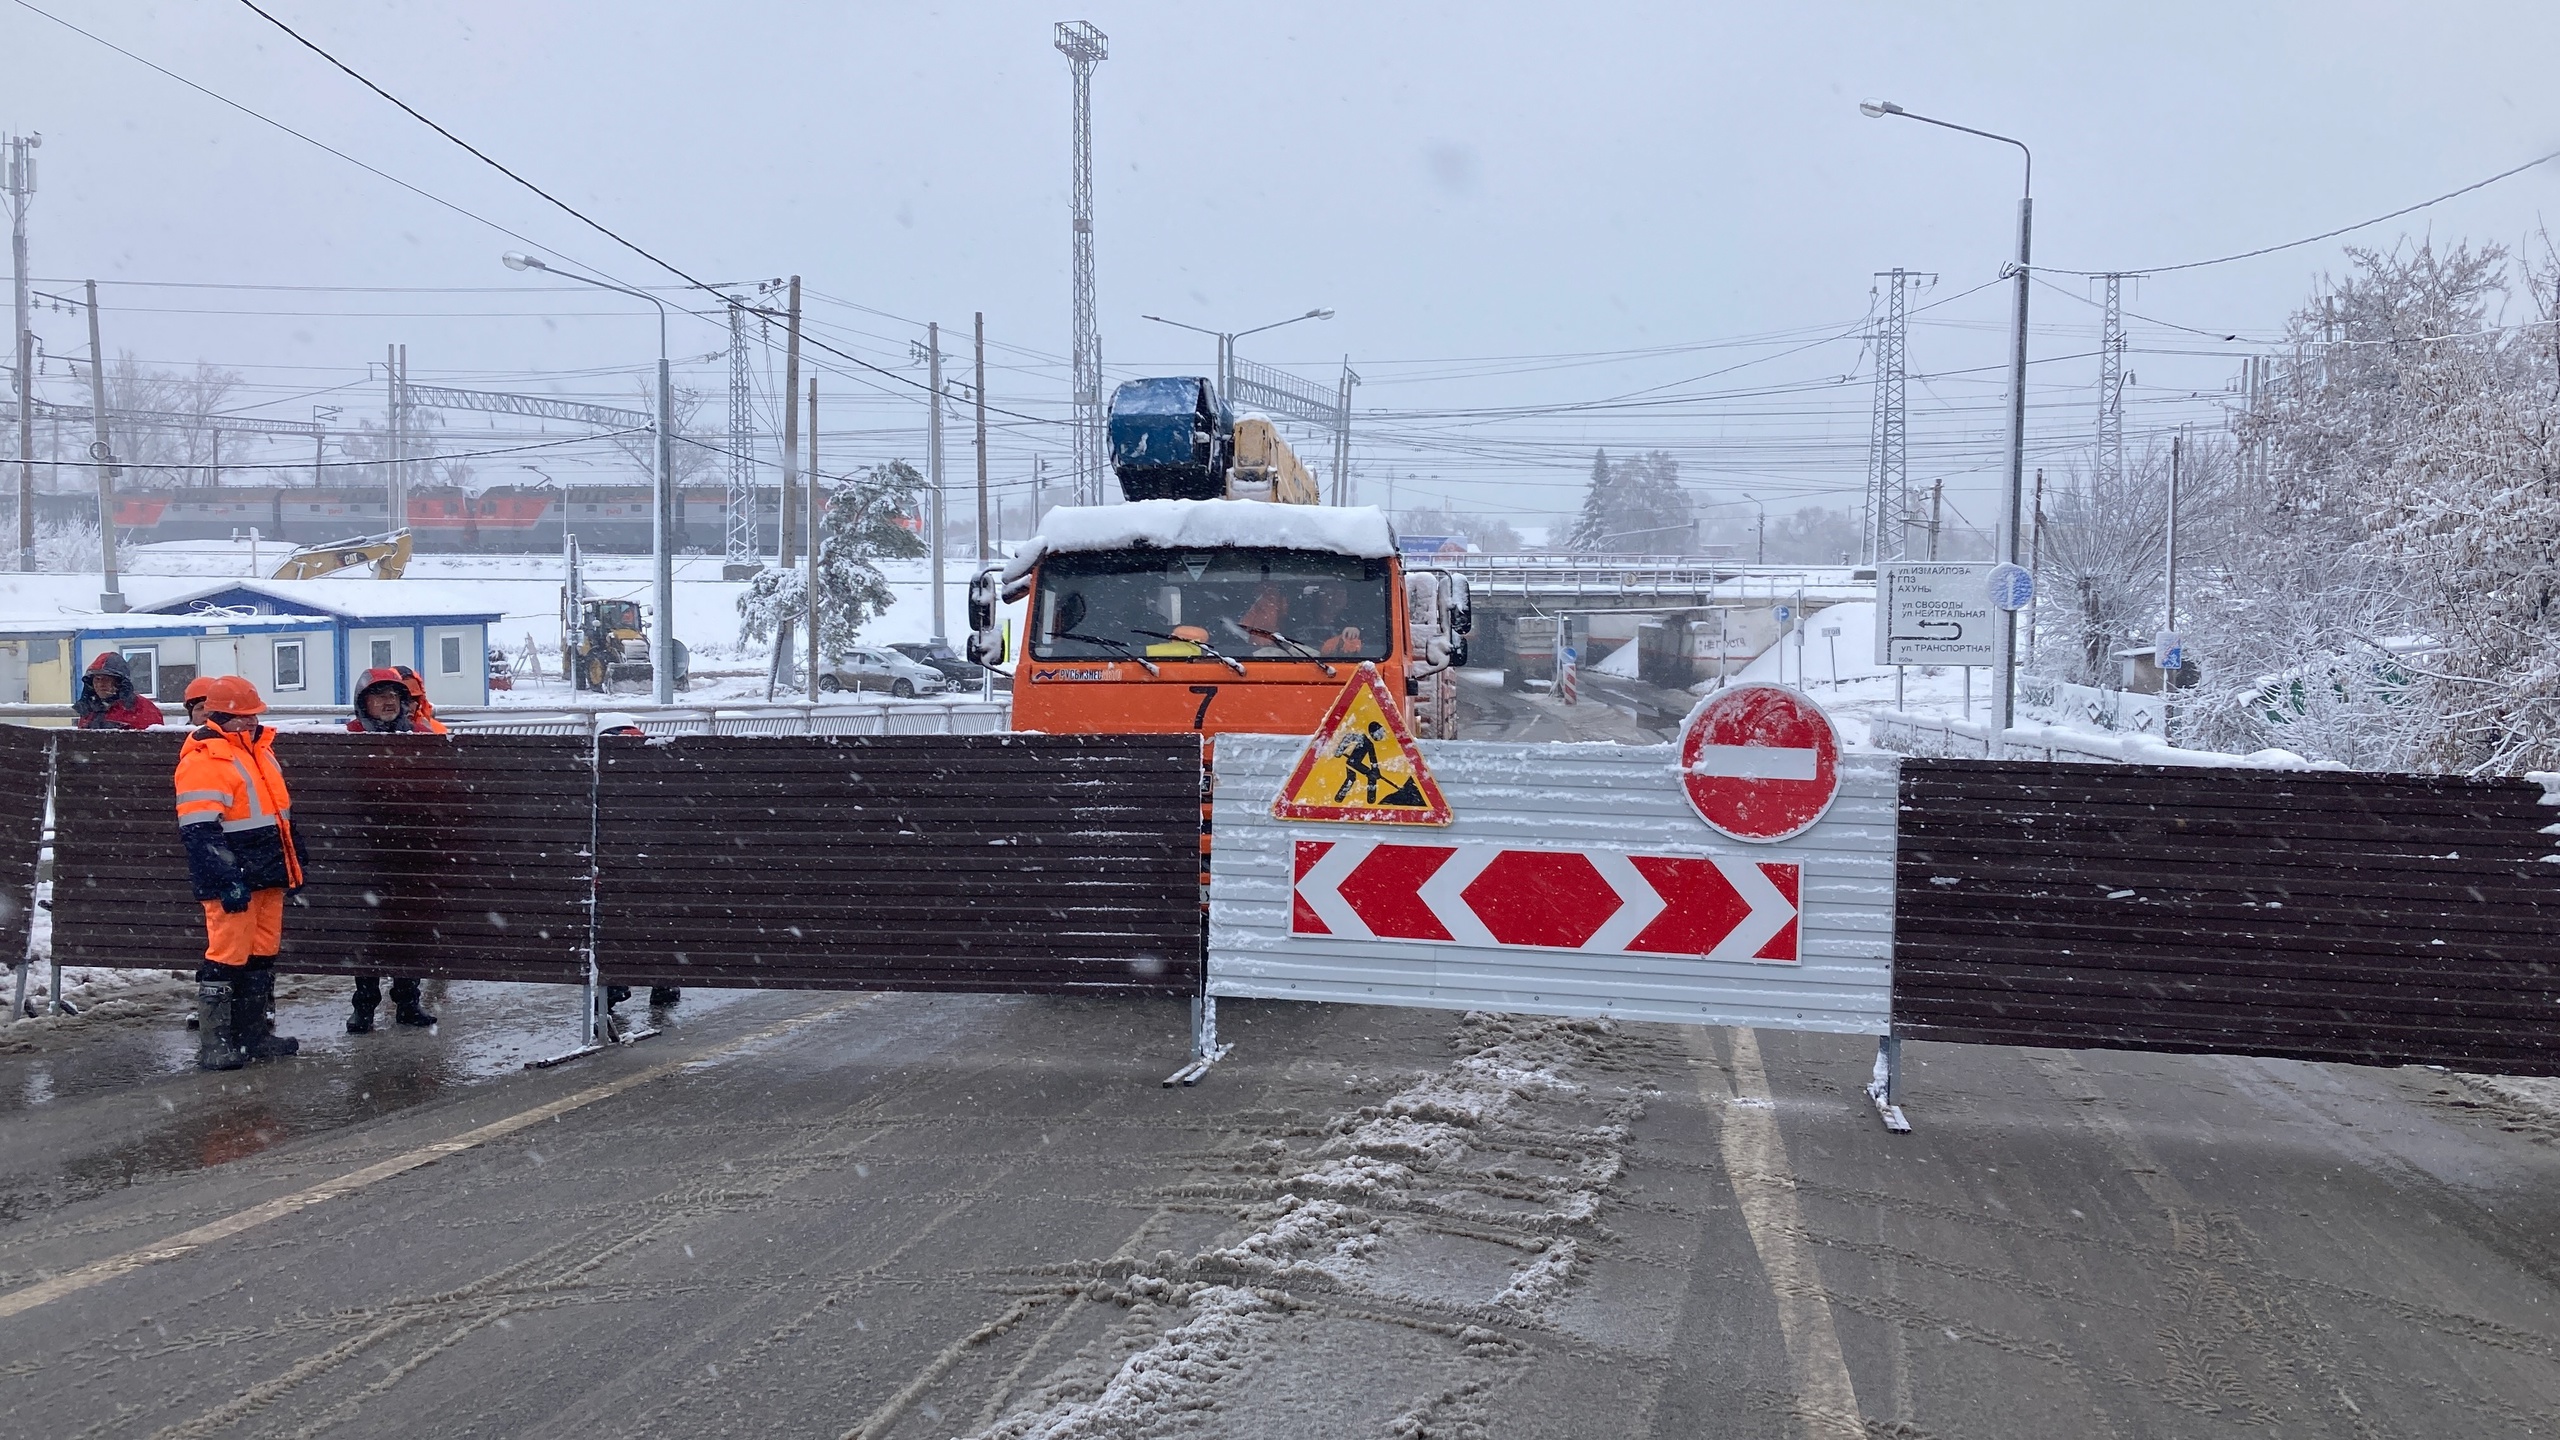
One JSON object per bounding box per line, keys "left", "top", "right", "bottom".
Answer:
{"left": 82, "top": 280, "right": 123, "bottom": 611}
{"left": 2164, "top": 433, "right": 2181, "bottom": 647}
{"left": 1055, "top": 21, "right": 1109, "bottom": 504}
{"left": 806, "top": 378, "right": 820, "bottom": 706}
{"left": 1927, "top": 479, "right": 1944, "bottom": 560}
{"left": 1756, "top": 510, "right": 1765, "bottom": 566}
{"left": 974, "top": 312, "right": 990, "bottom": 564}
{"left": 2096, "top": 274, "right": 2127, "bottom": 494}
{"left": 1332, "top": 359, "right": 1357, "bottom": 506}
{"left": 1865, "top": 269, "right": 1920, "bottom": 563}
{"left": 1031, "top": 453, "right": 1044, "bottom": 528}
{"left": 2028, "top": 467, "right": 2045, "bottom": 664}
{"left": 386, "top": 344, "right": 410, "bottom": 532}
{"left": 927, "top": 321, "right": 946, "bottom": 642}
{"left": 7, "top": 133, "right": 35, "bottom": 572}
{"left": 723, "top": 296, "right": 757, "bottom": 576}
{"left": 778, "top": 277, "right": 801, "bottom": 569}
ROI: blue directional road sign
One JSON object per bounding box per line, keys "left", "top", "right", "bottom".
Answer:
{"left": 1987, "top": 562, "right": 2035, "bottom": 612}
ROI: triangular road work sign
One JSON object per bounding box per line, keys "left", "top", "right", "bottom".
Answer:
{"left": 1272, "top": 662, "right": 1453, "bottom": 826}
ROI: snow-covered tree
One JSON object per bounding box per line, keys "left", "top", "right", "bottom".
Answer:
{"left": 737, "top": 459, "right": 927, "bottom": 656}
{"left": 1568, "top": 450, "right": 1694, "bottom": 553}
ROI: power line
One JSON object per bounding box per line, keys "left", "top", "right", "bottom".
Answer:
{"left": 7, "top": 0, "right": 613, "bottom": 280}
{"left": 2034, "top": 146, "right": 2560, "bottom": 278}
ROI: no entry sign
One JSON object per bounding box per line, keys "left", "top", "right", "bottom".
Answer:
{"left": 1679, "top": 683, "right": 1841, "bottom": 843}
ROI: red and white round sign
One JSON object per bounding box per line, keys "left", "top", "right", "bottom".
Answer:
{"left": 1678, "top": 683, "right": 1841, "bottom": 843}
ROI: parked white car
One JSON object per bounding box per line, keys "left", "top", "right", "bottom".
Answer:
{"left": 818, "top": 646, "right": 949, "bottom": 698}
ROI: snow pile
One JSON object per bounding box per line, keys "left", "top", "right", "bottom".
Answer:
{"left": 978, "top": 1285, "right": 1276, "bottom": 1440}
{"left": 972, "top": 1013, "right": 1636, "bottom": 1440}
{"left": 1590, "top": 637, "right": 1642, "bottom": 678}
{"left": 1003, "top": 499, "right": 1397, "bottom": 582}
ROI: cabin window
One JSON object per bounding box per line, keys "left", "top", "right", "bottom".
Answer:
{"left": 274, "top": 641, "right": 306, "bottom": 691}
{"left": 117, "top": 646, "right": 158, "bottom": 698}
{"left": 369, "top": 638, "right": 394, "bottom": 670}
{"left": 439, "top": 634, "right": 464, "bottom": 675}
{"left": 1030, "top": 548, "right": 1393, "bottom": 663}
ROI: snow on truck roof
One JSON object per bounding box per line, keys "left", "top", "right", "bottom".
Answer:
{"left": 1002, "top": 500, "right": 1398, "bottom": 583}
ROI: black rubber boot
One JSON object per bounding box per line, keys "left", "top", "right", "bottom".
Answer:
{"left": 648, "top": 987, "right": 682, "bottom": 1007}
{"left": 605, "top": 985, "right": 631, "bottom": 1009}
{"left": 348, "top": 975, "right": 380, "bottom": 1034}
{"left": 236, "top": 967, "right": 299, "bottom": 1061}
{"left": 391, "top": 977, "right": 436, "bottom": 1027}
{"left": 196, "top": 979, "right": 245, "bottom": 1071}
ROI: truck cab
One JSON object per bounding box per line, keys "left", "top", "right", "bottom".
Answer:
{"left": 971, "top": 378, "right": 1468, "bottom": 738}
{"left": 974, "top": 500, "right": 1468, "bottom": 737}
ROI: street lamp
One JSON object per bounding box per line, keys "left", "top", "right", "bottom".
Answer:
{"left": 1140, "top": 308, "right": 1335, "bottom": 407}
{"left": 1859, "top": 99, "right": 2032, "bottom": 732}
{"left": 503, "top": 251, "right": 677, "bottom": 706}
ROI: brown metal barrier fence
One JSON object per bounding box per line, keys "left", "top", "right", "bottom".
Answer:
{"left": 0, "top": 726, "right": 48, "bottom": 976}
{"left": 592, "top": 734, "right": 1204, "bottom": 997}
{"left": 35, "top": 729, "right": 1204, "bottom": 1004}
{"left": 49, "top": 732, "right": 590, "bottom": 984}
{"left": 1893, "top": 759, "right": 2560, "bottom": 1077}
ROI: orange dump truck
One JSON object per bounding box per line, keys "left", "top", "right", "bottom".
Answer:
{"left": 966, "top": 378, "right": 1470, "bottom": 738}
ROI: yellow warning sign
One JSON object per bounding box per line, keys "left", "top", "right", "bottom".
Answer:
{"left": 1272, "top": 662, "right": 1453, "bottom": 826}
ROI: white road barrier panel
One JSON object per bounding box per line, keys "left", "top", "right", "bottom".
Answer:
{"left": 1207, "top": 734, "right": 1898, "bottom": 1038}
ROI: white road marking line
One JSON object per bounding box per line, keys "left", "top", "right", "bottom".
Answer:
{"left": 0, "top": 998, "right": 868, "bottom": 1321}
{"left": 1691, "top": 744, "right": 1821, "bottom": 782}
{"left": 1693, "top": 1026, "right": 1866, "bottom": 1438}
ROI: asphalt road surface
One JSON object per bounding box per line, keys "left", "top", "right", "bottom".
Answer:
{"left": 1, "top": 679, "right": 2553, "bottom": 1436}
{"left": 3, "top": 984, "right": 2556, "bottom": 1439}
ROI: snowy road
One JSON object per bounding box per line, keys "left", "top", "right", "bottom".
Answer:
{"left": 2, "top": 981, "right": 2557, "bottom": 1437}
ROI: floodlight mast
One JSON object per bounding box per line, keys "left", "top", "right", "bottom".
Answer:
{"left": 1055, "top": 21, "right": 1109, "bottom": 504}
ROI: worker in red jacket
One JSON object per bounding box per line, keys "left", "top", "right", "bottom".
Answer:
{"left": 75, "top": 652, "right": 165, "bottom": 730}
{"left": 174, "top": 676, "right": 303, "bottom": 1069}
{"left": 340, "top": 668, "right": 439, "bottom": 1032}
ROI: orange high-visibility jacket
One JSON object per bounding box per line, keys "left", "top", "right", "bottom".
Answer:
{"left": 174, "top": 724, "right": 307, "bottom": 898}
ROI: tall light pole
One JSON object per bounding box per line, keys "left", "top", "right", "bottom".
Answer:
{"left": 1140, "top": 309, "right": 1335, "bottom": 408}
{"left": 504, "top": 251, "right": 676, "bottom": 705}
{"left": 1860, "top": 99, "right": 2032, "bottom": 730}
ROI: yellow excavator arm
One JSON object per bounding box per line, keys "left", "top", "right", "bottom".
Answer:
{"left": 270, "top": 529, "right": 413, "bottom": 581}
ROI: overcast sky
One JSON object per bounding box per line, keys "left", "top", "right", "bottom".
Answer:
{"left": 9, "top": 0, "right": 2560, "bottom": 536}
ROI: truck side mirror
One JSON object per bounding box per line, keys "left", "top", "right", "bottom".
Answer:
{"left": 966, "top": 567, "right": 1001, "bottom": 633}
{"left": 966, "top": 619, "right": 1009, "bottom": 668}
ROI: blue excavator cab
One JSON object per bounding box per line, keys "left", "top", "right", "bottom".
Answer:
{"left": 1107, "top": 377, "right": 1233, "bottom": 501}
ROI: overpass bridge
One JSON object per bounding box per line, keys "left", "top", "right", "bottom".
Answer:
{"left": 1416, "top": 555, "right": 1876, "bottom": 686}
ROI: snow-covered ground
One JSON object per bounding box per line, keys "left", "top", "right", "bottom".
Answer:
{"left": 4, "top": 540, "right": 994, "bottom": 708}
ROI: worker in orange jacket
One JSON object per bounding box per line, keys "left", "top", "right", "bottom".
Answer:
{"left": 174, "top": 676, "right": 305, "bottom": 1070}
{"left": 180, "top": 675, "right": 218, "bottom": 730}
{"left": 392, "top": 666, "right": 448, "bottom": 734}
{"left": 340, "top": 668, "right": 440, "bottom": 1032}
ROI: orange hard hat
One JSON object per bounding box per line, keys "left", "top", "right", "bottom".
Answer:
{"left": 183, "top": 676, "right": 219, "bottom": 704}
{"left": 201, "top": 674, "right": 267, "bottom": 717}
{"left": 394, "top": 665, "right": 428, "bottom": 700}
{"left": 357, "top": 667, "right": 407, "bottom": 693}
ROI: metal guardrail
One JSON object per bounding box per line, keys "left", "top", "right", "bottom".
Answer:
{"left": 1867, "top": 709, "right": 2342, "bottom": 770}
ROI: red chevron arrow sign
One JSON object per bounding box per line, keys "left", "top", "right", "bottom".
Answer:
{"left": 1290, "top": 839, "right": 1801, "bottom": 963}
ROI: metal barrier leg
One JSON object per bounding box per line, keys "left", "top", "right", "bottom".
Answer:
{"left": 1865, "top": 1035, "right": 1911, "bottom": 1134}
{"left": 1162, "top": 994, "right": 1233, "bottom": 1087}
{"left": 10, "top": 957, "right": 28, "bottom": 1020}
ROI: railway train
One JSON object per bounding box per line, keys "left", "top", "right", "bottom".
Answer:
{"left": 30, "top": 482, "right": 813, "bottom": 554}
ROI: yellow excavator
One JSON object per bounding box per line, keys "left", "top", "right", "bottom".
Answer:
{"left": 269, "top": 529, "right": 413, "bottom": 581}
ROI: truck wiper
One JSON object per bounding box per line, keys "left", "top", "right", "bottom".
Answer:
{"left": 1131, "top": 629, "right": 1247, "bottom": 676}
{"left": 1261, "top": 631, "right": 1337, "bottom": 678}
{"left": 1054, "top": 631, "right": 1160, "bottom": 677}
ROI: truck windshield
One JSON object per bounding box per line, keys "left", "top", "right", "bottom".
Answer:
{"left": 1032, "top": 548, "right": 1393, "bottom": 662}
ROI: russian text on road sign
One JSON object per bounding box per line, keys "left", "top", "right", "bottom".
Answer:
{"left": 1291, "top": 838, "right": 1801, "bottom": 963}
{"left": 1272, "top": 661, "right": 1452, "bottom": 825}
{"left": 1679, "top": 683, "right": 1841, "bottom": 843}
{"left": 1876, "top": 562, "right": 1997, "bottom": 666}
